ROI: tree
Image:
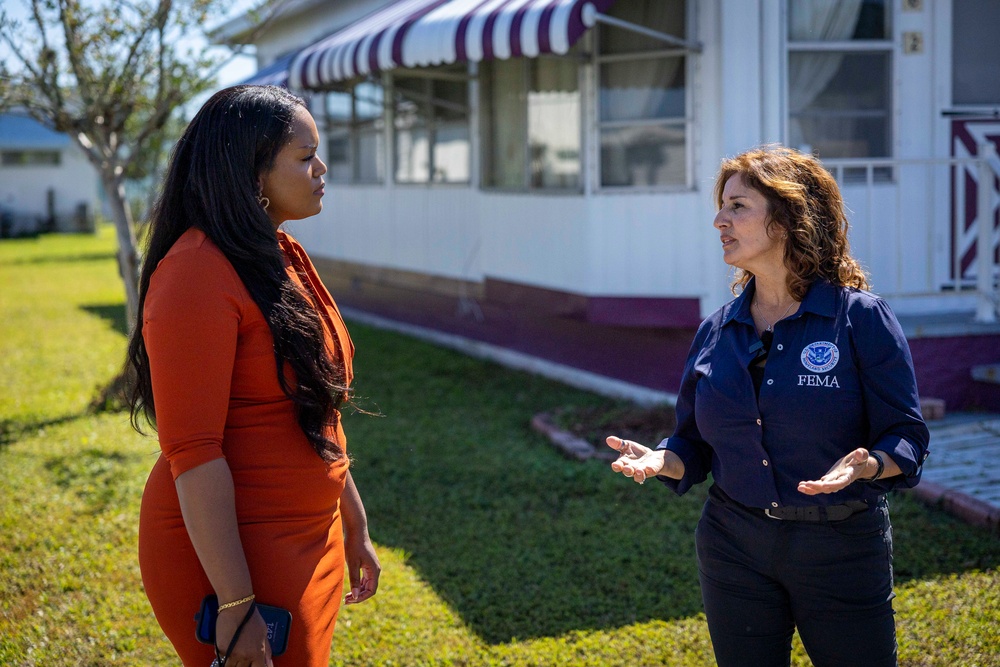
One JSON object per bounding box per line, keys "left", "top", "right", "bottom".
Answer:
{"left": 0, "top": 0, "right": 278, "bottom": 325}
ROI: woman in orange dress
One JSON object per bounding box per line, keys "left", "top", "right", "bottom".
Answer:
{"left": 126, "top": 85, "right": 380, "bottom": 667}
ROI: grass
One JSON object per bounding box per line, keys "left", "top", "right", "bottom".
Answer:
{"left": 0, "top": 226, "right": 998, "bottom": 666}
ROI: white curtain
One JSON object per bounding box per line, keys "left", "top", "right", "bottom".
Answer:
{"left": 529, "top": 57, "right": 580, "bottom": 188}
{"left": 787, "top": 0, "right": 864, "bottom": 150}
{"left": 600, "top": 0, "right": 685, "bottom": 122}
{"left": 483, "top": 59, "right": 528, "bottom": 188}
{"left": 599, "top": 0, "right": 686, "bottom": 186}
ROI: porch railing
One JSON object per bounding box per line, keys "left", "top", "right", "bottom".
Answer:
{"left": 823, "top": 143, "right": 1000, "bottom": 323}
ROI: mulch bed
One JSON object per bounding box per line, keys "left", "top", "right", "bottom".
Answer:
{"left": 533, "top": 403, "right": 677, "bottom": 461}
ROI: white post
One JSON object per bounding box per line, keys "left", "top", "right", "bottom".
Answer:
{"left": 976, "top": 143, "right": 998, "bottom": 323}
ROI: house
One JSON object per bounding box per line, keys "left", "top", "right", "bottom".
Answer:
{"left": 215, "top": 0, "right": 1000, "bottom": 411}
{"left": 0, "top": 112, "right": 100, "bottom": 236}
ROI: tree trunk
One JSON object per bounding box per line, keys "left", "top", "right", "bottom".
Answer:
{"left": 100, "top": 173, "right": 142, "bottom": 328}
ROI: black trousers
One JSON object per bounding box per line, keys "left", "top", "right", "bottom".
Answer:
{"left": 696, "top": 485, "right": 897, "bottom": 667}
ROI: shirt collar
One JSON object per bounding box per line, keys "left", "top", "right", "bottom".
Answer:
{"left": 721, "top": 277, "right": 837, "bottom": 328}
{"left": 799, "top": 278, "right": 838, "bottom": 318}
{"left": 721, "top": 282, "right": 755, "bottom": 328}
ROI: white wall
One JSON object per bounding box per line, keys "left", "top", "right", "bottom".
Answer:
{"left": 0, "top": 142, "right": 99, "bottom": 231}
{"left": 286, "top": 183, "right": 726, "bottom": 307}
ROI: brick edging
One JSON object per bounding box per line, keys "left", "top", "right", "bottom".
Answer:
{"left": 530, "top": 412, "right": 618, "bottom": 461}
{"left": 904, "top": 480, "right": 1000, "bottom": 533}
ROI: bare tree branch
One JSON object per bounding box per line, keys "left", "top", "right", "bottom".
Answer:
{"left": 0, "top": 0, "right": 282, "bottom": 325}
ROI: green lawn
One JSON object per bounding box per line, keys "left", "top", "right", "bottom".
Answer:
{"left": 1, "top": 227, "right": 997, "bottom": 666}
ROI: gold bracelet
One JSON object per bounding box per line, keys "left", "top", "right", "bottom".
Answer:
{"left": 217, "top": 594, "right": 255, "bottom": 612}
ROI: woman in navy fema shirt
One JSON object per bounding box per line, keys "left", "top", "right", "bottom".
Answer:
{"left": 608, "top": 145, "right": 929, "bottom": 667}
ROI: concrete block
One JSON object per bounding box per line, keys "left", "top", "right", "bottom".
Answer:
{"left": 530, "top": 413, "right": 595, "bottom": 461}
{"left": 920, "top": 397, "right": 946, "bottom": 420}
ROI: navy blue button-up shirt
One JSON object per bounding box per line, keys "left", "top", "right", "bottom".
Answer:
{"left": 658, "top": 279, "right": 930, "bottom": 509}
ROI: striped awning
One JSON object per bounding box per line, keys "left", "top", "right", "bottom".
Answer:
{"left": 289, "top": 0, "right": 619, "bottom": 91}
{"left": 240, "top": 52, "right": 296, "bottom": 87}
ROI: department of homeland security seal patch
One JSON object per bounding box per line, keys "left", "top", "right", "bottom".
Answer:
{"left": 801, "top": 341, "right": 839, "bottom": 373}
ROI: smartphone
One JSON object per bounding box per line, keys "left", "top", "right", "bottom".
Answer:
{"left": 195, "top": 595, "right": 291, "bottom": 657}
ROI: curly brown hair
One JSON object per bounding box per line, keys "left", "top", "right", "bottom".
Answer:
{"left": 714, "top": 144, "right": 870, "bottom": 300}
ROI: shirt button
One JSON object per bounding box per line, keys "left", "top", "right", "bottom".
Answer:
{"left": 767, "top": 379, "right": 774, "bottom": 385}
{"left": 756, "top": 418, "right": 762, "bottom": 425}
{"left": 771, "top": 502, "right": 779, "bottom": 508}
{"left": 776, "top": 344, "right": 784, "bottom": 351}
{"left": 762, "top": 460, "right": 768, "bottom": 466}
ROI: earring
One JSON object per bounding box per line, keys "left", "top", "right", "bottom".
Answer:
{"left": 258, "top": 194, "right": 270, "bottom": 211}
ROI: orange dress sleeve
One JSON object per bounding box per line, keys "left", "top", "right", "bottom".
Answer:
{"left": 143, "top": 233, "right": 245, "bottom": 479}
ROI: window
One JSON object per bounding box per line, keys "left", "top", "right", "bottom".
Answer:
{"left": 393, "top": 67, "right": 471, "bottom": 184}
{"left": 597, "top": 0, "right": 688, "bottom": 188}
{"left": 478, "top": 0, "right": 693, "bottom": 191}
{"left": 323, "top": 80, "right": 385, "bottom": 184}
{"left": 787, "top": 0, "right": 892, "bottom": 160}
{"left": 481, "top": 52, "right": 582, "bottom": 191}
{"left": 1, "top": 151, "right": 61, "bottom": 166}
{"left": 952, "top": 0, "right": 1000, "bottom": 106}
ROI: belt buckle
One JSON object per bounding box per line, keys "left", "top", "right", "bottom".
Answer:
{"left": 764, "top": 508, "right": 783, "bottom": 520}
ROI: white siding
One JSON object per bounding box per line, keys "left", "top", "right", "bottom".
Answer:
{"left": 0, "top": 142, "right": 99, "bottom": 231}
{"left": 286, "top": 185, "right": 730, "bottom": 307}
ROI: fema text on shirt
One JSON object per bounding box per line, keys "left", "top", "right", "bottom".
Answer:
{"left": 798, "top": 374, "right": 840, "bottom": 388}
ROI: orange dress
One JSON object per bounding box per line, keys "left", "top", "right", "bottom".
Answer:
{"left": 138, "top": 228, "right": 355, "bottom": 666}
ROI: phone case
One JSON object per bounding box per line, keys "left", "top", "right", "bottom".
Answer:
{"left": 194, "top": 595, "right": 292, "bottom": 657}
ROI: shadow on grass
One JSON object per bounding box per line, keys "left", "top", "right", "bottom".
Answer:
{"left": 45, "top": 448, "right": 136, "bottom": 514}
{"left": 0, "top": 414, "right": 84, "bottom": 449}
{"left": 77, "top": 305, "right": 132, "bottom": 412}
{"left": 81, "top": 303, "right": 128, "bottom": 336}
{"left": 340, "top": 321, "right": 1000, "bottom": 645}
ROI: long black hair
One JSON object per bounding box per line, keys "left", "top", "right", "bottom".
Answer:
{"left": 126, "top": 84, "right": 348, "bottom": 462}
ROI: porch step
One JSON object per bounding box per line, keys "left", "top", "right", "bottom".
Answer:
{"left": 972, "top": 364, "right": 1000, "bottom": 385}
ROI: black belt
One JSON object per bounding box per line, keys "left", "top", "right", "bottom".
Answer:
{"left": 763, "top": 500, "right": 869, "bottom": 522}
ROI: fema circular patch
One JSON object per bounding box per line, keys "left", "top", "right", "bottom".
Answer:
{"left": 801, "top": 341, "right": 840, "bottom": 373}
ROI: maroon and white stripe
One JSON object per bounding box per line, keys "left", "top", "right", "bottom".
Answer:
{"left": 289, "top": 0, "right": 618, "bottom": 90}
